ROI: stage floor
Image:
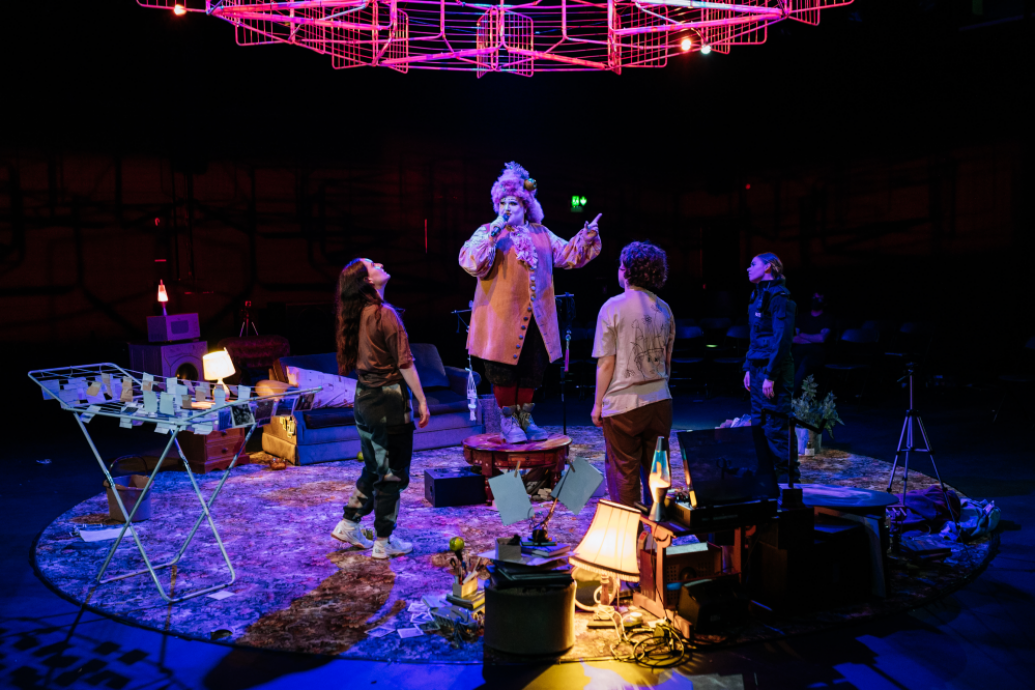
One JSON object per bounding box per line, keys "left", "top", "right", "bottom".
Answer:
{"left": 33, "top": 426, "right": 997, "bottom": 664}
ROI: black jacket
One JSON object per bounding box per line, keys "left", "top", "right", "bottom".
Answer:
{"left": 743, "top": 278, "right": 796, "bottom": 379}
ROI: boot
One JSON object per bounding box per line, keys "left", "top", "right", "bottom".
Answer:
{"left": 517, "top": 403, "right": 549, "bottom": 442}
{"left": 499, "top": 406, "right": 529, "bottom": 444}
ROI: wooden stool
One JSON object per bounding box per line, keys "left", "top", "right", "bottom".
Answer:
{"left": 462, "top": 433, "right": 571, "bottom": 502}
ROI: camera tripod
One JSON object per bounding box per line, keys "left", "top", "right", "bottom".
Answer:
{"left": 886, "top": 362, "right": 958, "bottom": 530}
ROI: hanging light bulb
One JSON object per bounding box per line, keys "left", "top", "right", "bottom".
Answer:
{"left": 173, "top": 4, "right": 187, "bottom": 16}
{"left": 680, "top": 37, "right": 693, "bottom": 53}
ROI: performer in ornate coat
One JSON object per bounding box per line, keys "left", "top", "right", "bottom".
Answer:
{"left": 459, "top": 162, "right": 601, "bottom": 443}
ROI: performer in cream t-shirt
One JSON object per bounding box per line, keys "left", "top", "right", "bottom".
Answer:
{"left": 591, "top": 242, "right": 675, "bottom": 508}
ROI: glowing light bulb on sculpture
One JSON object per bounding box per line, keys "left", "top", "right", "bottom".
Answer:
{"left": 173, "top": 4, "right": 187, "bottom": 16}
{"left": 648, "top": 436, "right": 671, "bottom": 522}
{"left": 701, "top": 44, "right": 712, "bottom": 55}
{"left": 203, "top": 350, "right": 235, "bottom": 395}
{"left": 157, "top": 280, "right": 169, "bottom": 316}
{"left": 681, "top": 37, "right": 693, "bottom": 53}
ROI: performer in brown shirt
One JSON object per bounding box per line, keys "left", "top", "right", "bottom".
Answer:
{"left": 459, "top": 162, "right": 601, "bottom": 443}
{"left": 331, "top": 258, "right": 430, "bottom": 559}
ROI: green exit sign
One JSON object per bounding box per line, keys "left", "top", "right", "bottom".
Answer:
{"left": 571, "top": 195, "right": 588, "bottom": 213}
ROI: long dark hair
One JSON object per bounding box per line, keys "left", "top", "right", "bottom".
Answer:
{"left": 335, "top": 258, "right": 383, "bottom": 375}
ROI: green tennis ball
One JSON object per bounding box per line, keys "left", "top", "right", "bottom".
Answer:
{"left": 449, "top": 536, "right": 465, "bottom": 552}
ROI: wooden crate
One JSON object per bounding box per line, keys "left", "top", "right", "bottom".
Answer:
{"left": 177, "top": 427, "right": 248, "bottom": 474}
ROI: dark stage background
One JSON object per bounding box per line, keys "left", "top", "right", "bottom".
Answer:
{"left": 2, "top": 1, "right": 1032, "bottom": 378}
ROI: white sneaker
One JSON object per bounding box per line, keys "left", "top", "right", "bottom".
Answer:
{"left": 372, "top": 535, "right": 413, "bottom": 559}
{"left": 331, "top": 519, "right": 373, "bottom": 549}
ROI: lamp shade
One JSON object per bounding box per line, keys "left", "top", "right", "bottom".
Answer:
{"left": 203, "top": 349, "right": 235, "bottom": 381}
{"left": 568, "top": 499, "right": 640, "bottom": 583}
{"left": 157, "top": 280, "right": 169, "bottom": 303}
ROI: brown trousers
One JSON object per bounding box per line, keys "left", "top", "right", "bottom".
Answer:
{"left": 601, "top": 399, "right": 673, "bottom": 508}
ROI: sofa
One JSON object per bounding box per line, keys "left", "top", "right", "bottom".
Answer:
{"left": 262, "top": 344, "right": 483, "bottom": 465}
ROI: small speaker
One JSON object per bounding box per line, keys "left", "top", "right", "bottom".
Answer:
{"left": 424, "top": 467, "right": 487, "bottom": 507}
{"left": 147, "top": 313, "right": 201, "bottom": 343}
{"left": 129, "top": 340, "right": 207, "bottom": 380}
{"left": 677, "top": 575, "right": 748, "bottom": 634}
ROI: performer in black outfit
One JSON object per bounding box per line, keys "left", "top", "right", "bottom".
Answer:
{"left": 742, "top": 253, "right": 798, "bottom": 481}
{"left": 792, "top": 290, "right": 832, "bottom": 394}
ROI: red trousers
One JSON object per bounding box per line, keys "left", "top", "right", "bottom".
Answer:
{"left": 601, "top": 399, "right": 673, "bottom": 509}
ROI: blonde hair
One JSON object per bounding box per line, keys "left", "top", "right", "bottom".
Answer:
{"left": 754, "top": 252, "right": 784, "bottom": 279}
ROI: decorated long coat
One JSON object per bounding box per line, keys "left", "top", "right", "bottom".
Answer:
{"left": 459, "top": 222, "right": 601, "bottom": 366}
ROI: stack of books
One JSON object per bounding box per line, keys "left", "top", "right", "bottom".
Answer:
{"left": 445, "top": 588, "right": 485, "bottom": 610}
{"left": 481, "top": 541, "right": 574, "bottom": 590}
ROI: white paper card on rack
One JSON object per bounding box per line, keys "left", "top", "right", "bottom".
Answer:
{"left": 238, "top": 386, "right": 251, "bottom": 401}
{"left": 488, "top": 471, "right": 534, "bottom": 526}
{"left": 192, "top": 423, "right": 213, "bottom": 435}
{"left": 41, "top": 380, "right": 61, "bottom": 401}
{"left": 196, "top": 382, "right": 210, "bottom": 403}
{"left": 120, "top": 377, "right": 134, "bottom": 402}
{"left": 142, "top": 373, "right": 154, "bottom": 392}
{"left": 80, "top": 405, "right": 101, "bottom": 423}
{"left": 87, "top": 380, "right": 101, "bottom": 397}
{"left": 102, "top": 373, "right": 112, "bottom": 397}
{"left": 155, "top": 423, "right": 172, "bottom": 434}
{"left": 214, "top": 386, "right": 226, "bottom": 406}
{"left": 67, "top": 378, "right": 88, "bottom": 401}
{"left": 120, "top": 417, "right": 133, "bottom": 429}
{"left": 143, "top": 389, "right": 158, "bottom": 413}
{"left": 159, "top": 393, "right": 175, "bottom": 416}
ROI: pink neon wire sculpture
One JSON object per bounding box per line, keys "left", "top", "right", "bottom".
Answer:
{"left": 140, "top": 0, "right": 851, "bottom": 76}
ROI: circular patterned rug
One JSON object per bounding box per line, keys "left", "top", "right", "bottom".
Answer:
{"left": 34, "top": 427, "right": 996, "bottom": 663}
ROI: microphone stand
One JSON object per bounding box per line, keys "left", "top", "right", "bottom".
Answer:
{"left": 555, "top": 293, "right": 575, "bottom": 436}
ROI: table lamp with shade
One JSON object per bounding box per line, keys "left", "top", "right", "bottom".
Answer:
{"left": 568, "top": 499, "right": 641, "bottom": 624}
{"left": 203, "top": 349, "right": 235, "bottom": 395}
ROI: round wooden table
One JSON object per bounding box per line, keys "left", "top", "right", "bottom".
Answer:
{"left": 462, "top": 433, "right": 572, "bottom": 502}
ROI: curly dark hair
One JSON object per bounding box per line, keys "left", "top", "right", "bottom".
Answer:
{"left": 620, "top": 241, "right": 668, "bottom": 291}
{"left": 335, "top": 258, "right": 384, "bottom": 375}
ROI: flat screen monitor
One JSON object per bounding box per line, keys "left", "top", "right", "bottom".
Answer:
{"left": 676, "top": 427, "right": 779, "bottom": 507}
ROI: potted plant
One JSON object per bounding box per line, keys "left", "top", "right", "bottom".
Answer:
{"left": 791, "top": 375, "right": 844, "bottom": 456}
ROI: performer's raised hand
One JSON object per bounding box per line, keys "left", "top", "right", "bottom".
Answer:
{"left": 584, "top": 212, "right": 602, "bottom": 234}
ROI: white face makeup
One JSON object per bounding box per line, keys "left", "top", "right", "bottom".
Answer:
{"left": 746, "top": 256, "right": 772, "bottom": 284}
{"left": 360, "top": 258, "right": 391, "bottom": 288}
{"left": 498, "top": 196, "right": 525, "bottom": 227}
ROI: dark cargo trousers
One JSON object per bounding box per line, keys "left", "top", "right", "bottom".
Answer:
{"left": 748, "top": 359, "right": 799, "bottom": 482}
{"left": 602, "top": 399, "right": 673, "bottom": 509}
{"left": 342, "top": 380, "right": 415, "bottom": 538}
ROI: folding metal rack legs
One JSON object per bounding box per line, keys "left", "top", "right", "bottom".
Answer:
{"left": 76, "top": 412, "right": 256, "bottom": 603}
